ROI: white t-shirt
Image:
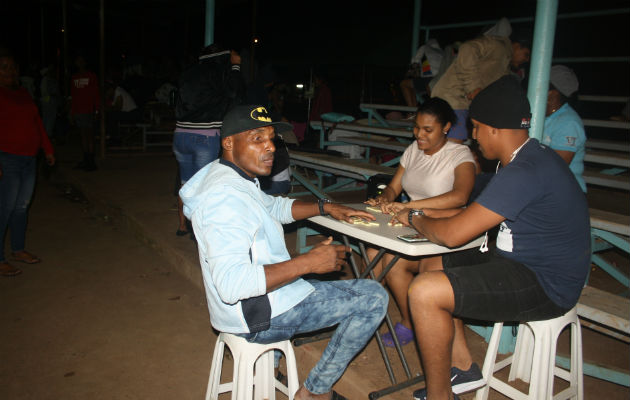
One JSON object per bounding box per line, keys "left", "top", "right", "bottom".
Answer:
{"left": 399, "top": 140, "right": 475, "bottom": 200}
{"left": 114, "top": 86, "right": 138, "bottom": 112}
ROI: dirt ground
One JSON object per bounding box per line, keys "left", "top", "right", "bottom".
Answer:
{"left": 1, "top": 142, "right": 628, "bottom": 399}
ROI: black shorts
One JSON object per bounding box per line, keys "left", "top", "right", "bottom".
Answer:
{"left": 443, "top": 247, "right": 568, "bottom": 322}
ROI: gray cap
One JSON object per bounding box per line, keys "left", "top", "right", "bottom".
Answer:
{"left": 550, "top": 65, "right": 579, "bottom": 97}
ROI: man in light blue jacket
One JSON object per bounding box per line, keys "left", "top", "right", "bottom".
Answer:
{"left": 180, "top": 105, "right": 388, "bottom": 400}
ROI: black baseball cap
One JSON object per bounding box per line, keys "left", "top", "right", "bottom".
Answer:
{"left": 469, "top": 75, "right": 531, "bottom": 129}
{"left": 221, "top": 105, "right": 293, "bottom": 138}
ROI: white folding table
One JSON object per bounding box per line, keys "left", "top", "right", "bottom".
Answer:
{"left": 303, "top": 203, "right": 484, "bottom": 399}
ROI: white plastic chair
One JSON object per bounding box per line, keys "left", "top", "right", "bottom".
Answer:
{"left": 205, "top": 332, "right": 300, "bottom": 400}
{"left": 476, "top": 306, "right": 583, "bottom": 400}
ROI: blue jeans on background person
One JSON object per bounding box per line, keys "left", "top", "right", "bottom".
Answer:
{"left": 0, "top": 152, "right": 37, "bottom": 263}
{"left": 172, "top": 131, "right": 221, "bottom": 183}
{"left": 239, "top": 279, "right": 388, "bottom": 395}
{"left": 449, "top": 109, "right": 470, "bottom": 141}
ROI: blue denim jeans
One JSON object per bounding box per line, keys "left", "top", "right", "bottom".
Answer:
{"left": 240, "top": 279, "right": 388, "bottom": 395}
{"left": 449, "top": 109, "right": 470, "bottom": 141}
{"left": 0, "top": 152, "right": 37, "bottom": 262}
{"left": 172, "top": 131, "right": 221, "bottom": 184}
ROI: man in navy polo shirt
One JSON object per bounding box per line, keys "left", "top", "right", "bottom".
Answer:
{"left": 393, "top": 76, "right": 590, "bottom": 400}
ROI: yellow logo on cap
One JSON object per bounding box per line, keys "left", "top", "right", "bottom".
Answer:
{"left": 250, "top": 107, "right": 272, "bottom": 122}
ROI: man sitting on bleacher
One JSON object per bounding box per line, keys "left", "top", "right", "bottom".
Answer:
{"left": 180, "top": 105, "right": 388, "bottom": 400}
{"left": 392, "top": 76, "right": 591, "bottom": 400}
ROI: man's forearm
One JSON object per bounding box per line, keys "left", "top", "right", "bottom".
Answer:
{"left": 423, "top": 208, "right": 465, "bottom": 219}
{"left": 410, "top": 216, "right": 450, "bottom": 247}
{"left": 409, "top": 209, "right": 466, "bottom": 247}
{"left": 409, "top": 203, "right": 504, "bottom": 248}
{"left": 264, "top": 255, "right": 311, "bottom": 291}
{"left": 291, "top": 200, "right": 322, "bottom": 220}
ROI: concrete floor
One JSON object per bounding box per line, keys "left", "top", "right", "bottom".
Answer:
{"left": 1, "top": 140, "right": 628, "bottom": 399}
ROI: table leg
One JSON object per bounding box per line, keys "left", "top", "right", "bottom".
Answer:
{"left": 294, "top": 233, "right": 425, "bottom": 397}
{"left": 357, "top": 242, "right": 412, "bottom": 377}
{"left": 349, "top": 238, "right": 430, "bottom": 399}
{"left": 344, "top": 237, "right": 417, "bottom": 383}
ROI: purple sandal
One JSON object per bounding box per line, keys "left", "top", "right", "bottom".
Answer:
{"left": 381, "top": 322, "right": 415, "bottom": 347}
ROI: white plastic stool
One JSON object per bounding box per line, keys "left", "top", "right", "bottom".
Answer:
{"left": 475, "top": 306, "right": 583, "bottom": 400}
{"left": 205, "top": 332, "right": 300, "bottom": 400}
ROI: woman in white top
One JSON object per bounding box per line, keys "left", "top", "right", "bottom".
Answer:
{"left": 365, "top": 97, "right": 476, "bottom": 347}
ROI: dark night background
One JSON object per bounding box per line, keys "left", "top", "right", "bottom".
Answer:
{"left": 2, "top": 0, "right": 629, "bottom": 118}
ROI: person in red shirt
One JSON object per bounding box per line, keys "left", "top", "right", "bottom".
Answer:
{"left": 0, "top": 47, "right": 55, "bottom": 277}
{"left": 308, "top": 72, "right": 332, "bottom": 123}
{"left": 69, "top": 55, "right": 99, "bottom": 171}
{"left": 304, "top": 72, "right": 333, "bottom": 148}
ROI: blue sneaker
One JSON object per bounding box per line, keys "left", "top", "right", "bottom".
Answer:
{"left": 450, "top": 362, "right": 484, "bottom": 393}
{"left": 412, "top": 362, "right": 484, "bottom": 399}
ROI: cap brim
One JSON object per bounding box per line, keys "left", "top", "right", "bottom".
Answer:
{"left": 271, "top": 121, "right": 293, "bottom": 133}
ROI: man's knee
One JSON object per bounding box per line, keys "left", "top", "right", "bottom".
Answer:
{"left": 408, "top": 271, "right": 454, "bottom": 310}
{"left": 360, "top": 279, "right": 389, "bottom": 317}
{"left": 383, "top": 258, "right": 415, "bottom": 283}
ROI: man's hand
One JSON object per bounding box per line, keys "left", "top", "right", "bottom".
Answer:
{"left": 327, "top": 203, "right": 376, "bottom": 223}
{"left": 392, "top": 207, "right": 413, "bottom": 227}
{"left": 303, "top": 237, "right": 349, "bottom": 274}
{"left": 264, "top": 237, "right": 350, "bottom": 291}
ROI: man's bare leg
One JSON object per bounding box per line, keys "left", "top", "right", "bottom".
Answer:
{"left": 451, "top": 318, "right": 474, "bottom": 371}
{"left": 382, "top": 254, "right": 418, "bottom": 329}
{"left": 400, "top": 78, "right": 418, "bottom": 108}
{"left": 409, "top": 270, "right": 457, "bottom": 400}
{"left": 419, "top": 257, "right": 474, "bottom": 372}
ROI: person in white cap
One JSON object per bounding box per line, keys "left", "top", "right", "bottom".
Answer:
{"left": 542, "top": 65, "right": 587, "bottom": 192}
